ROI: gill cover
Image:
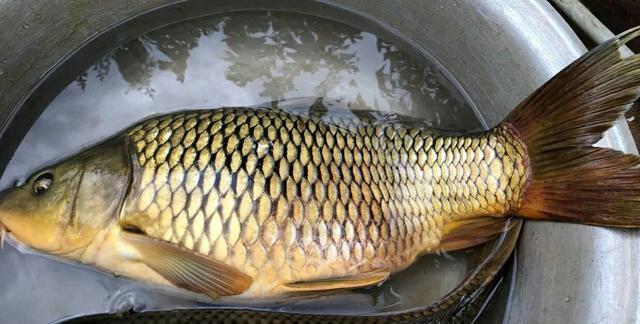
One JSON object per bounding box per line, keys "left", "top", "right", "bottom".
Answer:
{"left": 0, "top": 139, "right": 130, "bottom": 254}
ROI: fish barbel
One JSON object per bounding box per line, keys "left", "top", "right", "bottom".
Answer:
{"left": 1, "top": 28, "right": 640, "bottom": 300}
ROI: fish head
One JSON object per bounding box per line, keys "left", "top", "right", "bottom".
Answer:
{"left": 0, "top": 140, "right": 130, "bottom": 254}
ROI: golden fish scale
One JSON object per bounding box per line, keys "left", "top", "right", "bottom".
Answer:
{"left": 121, "top": 108, "right": 528, "bottom": 295}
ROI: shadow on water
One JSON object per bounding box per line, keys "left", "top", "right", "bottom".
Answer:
{"left": 220, "top": 13, "right": 363, "bottom": 100}
{"left": 75, "top": 16, "right": 226, "bottom": 96}
{"left": 73, "top": 11, "right": 468, "bottom": 120}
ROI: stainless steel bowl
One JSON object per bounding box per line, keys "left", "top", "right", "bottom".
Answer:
{"left": 0, "top": 1, "right": 636, "bottom": 322}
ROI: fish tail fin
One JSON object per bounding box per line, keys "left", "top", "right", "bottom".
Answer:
{"left": 505, "top": 27, "right": 640, "bottom": 227}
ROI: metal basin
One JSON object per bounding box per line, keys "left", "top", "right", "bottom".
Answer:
{"left": 0, "top": 0, "right": 636, "bottom": 323}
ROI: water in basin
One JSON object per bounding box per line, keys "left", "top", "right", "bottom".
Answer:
{"left": 0, "top": 10, "right": 495, "bottom": 323}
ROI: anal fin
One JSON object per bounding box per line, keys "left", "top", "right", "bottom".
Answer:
{"left": 120, "top": 231, "right": 252, "bottom": 298}
{"left": 283, "top": 269, "right": 390, "bottom": 292}
{"left": 438, "top": 217, "right": 516, "bottom": 252}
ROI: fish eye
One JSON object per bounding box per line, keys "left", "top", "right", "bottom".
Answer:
{"left": 32, "top": 172, "right": 53, "bottom": 196}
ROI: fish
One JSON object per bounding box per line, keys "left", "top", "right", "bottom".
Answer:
{"left": 1, "top": 27, "right": 640, "bottom": 304}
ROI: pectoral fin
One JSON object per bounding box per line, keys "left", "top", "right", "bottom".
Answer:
{"left": 283, "top": 269, "right": 390, "bottom": 292}
{"left": 437, "top": 217, "right": 515, "bottom": 252}
{"left": 120, "top": 231, "right": 252, "bottom": 298}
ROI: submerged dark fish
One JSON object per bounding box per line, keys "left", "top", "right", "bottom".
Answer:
{"left": 1, "top": 27, "right": 640, "bottom": 320}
